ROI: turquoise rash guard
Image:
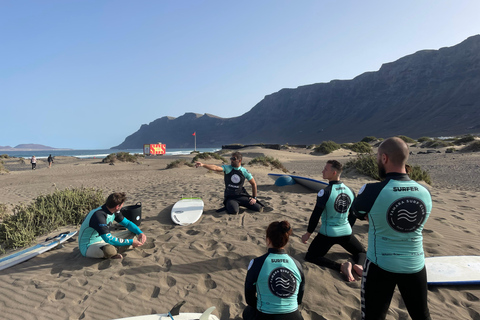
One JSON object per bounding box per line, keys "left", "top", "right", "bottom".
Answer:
{"left": 352, "top": 173, "right": 432, "bottom": 273}
{"left": 244, "top": 248, "right": 305, "bottom": 314}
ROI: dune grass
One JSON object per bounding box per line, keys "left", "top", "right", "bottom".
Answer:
{"left": 191, "top": 152, "right": 226, "bottom": 164}
{"left": 0, "top": 187, "right": 104, "bottom": 252}
{"left": 345, "top": 153, "right": 431, "bottom": 184}
{"left": 314, "top": 141, "right": 341, "bottom": 154}
{"left": 0, "top": 161, "right": 8, "bottom": 173}
{"left": 166, "top": 159, "right": 194, "bottom": 169}
{"left": 461, "top": 141, "right": 480, "bottom": 152}
{"left": 248, "top": 156, "right": 289, "bottom": 173}
{"left": 103, "top": 152, "right": 142, "bottom": 164}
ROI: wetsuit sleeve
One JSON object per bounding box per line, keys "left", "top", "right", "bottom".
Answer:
{"left": 348, "top": 187, "right": 357, "bottom": 227}
{"left": 100, "top": 233, "right": 134, "bottom": 247}
{"left": 351, "top": 182, "right": 384, "bottom": 220}
{"left": 119, "top": 217, "right": 143, "bottom": 235}
{"left": 293, "top": 258, "right": 305, "bottom": 305}
{"left": 244, "top": 254, "right": 268, "bottom": 308}
{"left": 307, "top": 188, "right": 330, "bottom": 233}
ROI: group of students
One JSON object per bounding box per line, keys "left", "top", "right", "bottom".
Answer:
{"left": 77, "top": 137, "right": 432, "bottom": 320}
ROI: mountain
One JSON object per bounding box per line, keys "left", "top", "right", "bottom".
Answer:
{"left": 113, "top": 35, "right": 480, "bottom": 149}
{"left": 0, "top": 144, "right": 65, "bottom": 151}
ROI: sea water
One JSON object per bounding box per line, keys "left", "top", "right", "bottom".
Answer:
{"left": 0, "top": 147, "right": 220, "bottom": 159}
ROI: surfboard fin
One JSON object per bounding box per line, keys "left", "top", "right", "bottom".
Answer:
{"left": 198, "top": 306, "right": 216, "bottom": 320}
{"left": 169, "top": 300, "right": 186, "bottom": 316}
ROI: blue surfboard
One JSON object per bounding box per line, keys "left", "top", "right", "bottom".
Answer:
{"left": 268, "top": 173, "right": 328, "bottom": 192}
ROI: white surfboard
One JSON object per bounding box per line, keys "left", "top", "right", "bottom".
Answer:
{"left": 0, "top": 231, "right": 77, "bottom": 271}
{"left": 171, "top": 198, "right": 204, "bottom": 226}
{"left": 425, "top": 256, "right": 480, "bottom": 285}
{"left": 268, "top": 173, "right": 328, "bottom": 192}
{"left": 113, "top": 306, "right": 219, "bottom": 320}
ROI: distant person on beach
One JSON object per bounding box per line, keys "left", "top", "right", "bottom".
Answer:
{"left": 47, "top": 154, "right": 53, "bottom": 168}
{"left": 301, "top": 160, "right": 366, "bottom": 282}
{"left": 351, "top": 137, "right": 432, "bottom": 319}
{"left": 30, "top": 156, "right": 36, "bottom": 170}
{"left": 243, "top": 220, "right": 305, "bottom": 320}
{"left": 78, "top": 192, "right": 147, "bottom": 259}
{"left": 195, "top": 151, "right": 263, "bottom": 214}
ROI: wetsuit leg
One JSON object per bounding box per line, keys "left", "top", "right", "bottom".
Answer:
{"left": 236, "top": 196, "right": 262, "bottom": 212}
{"left": 225, "top": 198, "right": 240, "bottom": 214}
{"left": 340, "top": 234, "right": 366, "bottom": 266}
{"left": 361, "top": 259, "right": 396, "bottom": 320}
{"left": 397, "top": 267, "right": 431, "bottom": 320}
{"left": 305, "top": 234, "right": 341, "bottom": 270}
{"left": 243, "top": 307, "right": 303, "bottom": 320}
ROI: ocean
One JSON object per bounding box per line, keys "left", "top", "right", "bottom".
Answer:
{"left": 0, "top": 147, "right": 221, "bottom": 159}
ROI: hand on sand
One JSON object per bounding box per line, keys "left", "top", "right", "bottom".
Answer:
{"left": 341, "top": 262, "right": 356, "bottom": 282}
{"left": 195, "top": 162, "right": 203, "bottom": 168}
{"left": 301, "top": 232, "right": 311, "bottom": 244}
{"left": 133, "top": 233, "right": 147, "bottom": 247}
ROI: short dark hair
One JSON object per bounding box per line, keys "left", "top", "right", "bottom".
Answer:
{"left": 266, "top": 220, "right": 292, "bottom": 248}
{"left": 326, "top": 160, "right": 343, "bottom": 173}
{"left": 105, "top": 192, "right": 127, "bottom": 208}
{"left": 231, "top": 151, "right": 242, "bottom": 161}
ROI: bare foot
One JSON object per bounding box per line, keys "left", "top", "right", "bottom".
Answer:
{"left": 341, "top": 262, "right": 355, "bottom": 282}
{"left": 111, "top": 253, "right": 123, "bottom": 259}
{"left": 353, "top": 264, "right": 363, "bottom": 278}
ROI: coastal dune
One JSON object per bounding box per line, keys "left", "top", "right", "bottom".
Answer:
{"left": 0, "top": 147, "right": 479, "bottom": 320}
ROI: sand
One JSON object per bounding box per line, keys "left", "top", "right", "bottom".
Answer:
{"left": 0, "top": 147, "right": 479, "bottom": 320}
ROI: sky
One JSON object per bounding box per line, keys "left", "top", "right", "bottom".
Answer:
{"left": 1, "top": 1, "right": 480, "bottom": 149}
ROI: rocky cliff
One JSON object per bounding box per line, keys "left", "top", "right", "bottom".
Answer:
{"left": 113, "top": 35, "right": 480, "bottom": 149}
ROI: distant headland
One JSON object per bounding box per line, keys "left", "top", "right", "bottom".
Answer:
{"left": 0, "top": 144, "right": 71, "bottom": 151}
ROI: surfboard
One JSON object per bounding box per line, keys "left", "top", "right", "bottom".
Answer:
{"left": 113, "top": 306, "right": 219, "bottom": 320}
{"left": 268, "top": 173, "right": 328, "bottom": 192}
{"left": 171, "top": 198, "right": 204, "bottom": 226}
{"left": 425, "top": 256, "right": 480, "bottom": 285}
{"left": 0, "top": 231, "right": 77, "bottom": 271}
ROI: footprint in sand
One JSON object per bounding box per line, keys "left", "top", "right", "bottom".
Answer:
{"left": 48, "top": 290, "right": 65, "bottom": 301}
{"left": 203, "top": 274, "right": 217, "bottom": 290}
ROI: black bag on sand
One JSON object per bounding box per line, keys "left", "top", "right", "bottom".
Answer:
{"left": 121, "top": 202, "right": 142, "bottom": 226}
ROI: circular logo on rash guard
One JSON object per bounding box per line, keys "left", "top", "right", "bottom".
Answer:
{"left": 387, "top": 197, "right": 427, "bottom": 233}
{"left": 268, "top": 267, "right": 297, "bottom": 298}
{"left": 231, "top": 174, "right": 241, "bottom": 184}
{"left": 334, "top": 193, "right": 351, "bottom": 213}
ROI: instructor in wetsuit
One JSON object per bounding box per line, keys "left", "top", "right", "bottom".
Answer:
{"left": 301, "top": 160, "right": 366, "bottom": 282}
{"left": 351, "top": 137, "right": 432, "bottom": 320}
{"left": 78, "top": 192, "right": 147, "bottom": 259}
{"left": 195, "top": 151, "right": 263, "bottom": 214}
{"left": 243, "top": 220, "right": 305, "bottom": 320}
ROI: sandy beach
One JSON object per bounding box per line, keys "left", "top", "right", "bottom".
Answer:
{"left": 0, "top": 147, "right": 479, "bottom": 320}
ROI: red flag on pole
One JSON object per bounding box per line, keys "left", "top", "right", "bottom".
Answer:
{"left": 192, "top": 132, "right": 196, "bottom": 136}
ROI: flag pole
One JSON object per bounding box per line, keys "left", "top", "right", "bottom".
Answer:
{"left": 193, "top": 132, "right": 196, "bottom": 151}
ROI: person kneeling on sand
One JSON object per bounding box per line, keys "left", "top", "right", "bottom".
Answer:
{"left": 78, "top": 192, "right": 147, "bottom": 259}
{"left": 243, "top": 220, "right": 305, "bottom": 320}
{"left": 301, "top": 160, "right": 366, "bottom": 282}
{"left": 195, "top": 151, "right": 263, "bottom": 214}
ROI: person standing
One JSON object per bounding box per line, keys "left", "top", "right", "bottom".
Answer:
{"left": 31, "top": 156, "right": 37, "bottom": 170}
{"left": 195, "top": 151, "right": 263, "bottom": 214}
{"left": 47, "top": 154, "right": 54, "bottom": 168}
{"left": 351, "top": 137, "right": 432, "bottom": 320}
{"left": 78, "top": 192, "right": 147, "bottom": 259}
{"left": 243, "top": 220, "right": 305, "bottom": 320}
{"left": 301, "top": 160, "right": 366, "bottom": 282}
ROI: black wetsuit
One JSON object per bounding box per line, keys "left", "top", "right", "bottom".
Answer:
{"left": 222, "top": 165, "right": 262, "bottom": 214}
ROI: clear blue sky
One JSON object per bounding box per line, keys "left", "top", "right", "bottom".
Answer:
{"left": 1, "top": 1, "right": 479, "bottom": 149}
